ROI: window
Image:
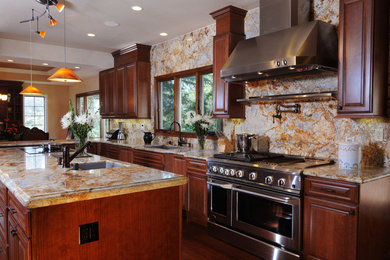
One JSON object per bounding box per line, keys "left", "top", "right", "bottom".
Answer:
{"left": 156, "top": 65, "right": 221, "bottom": 133}
{"left": 24, "top": 96, "right": 46, "bottom": 131}
{"left": 76, "top": 91, "right": 101, "bottom": 138}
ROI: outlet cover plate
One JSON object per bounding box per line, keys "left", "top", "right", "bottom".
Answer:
{"left": 373, "top": 128, "right": 384, "bottom": 142}
{"left": 79, "top": 222, "right": 99, "bottom": 244}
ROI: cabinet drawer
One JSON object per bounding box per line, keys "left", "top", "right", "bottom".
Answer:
{"left": 186, "top": 159, "right": 207, "bottom": 174}
{"left": 304, "top": 177, "right": 359, "bottom": 204}
{"left": 8, "top": 192, "right": 30, "bottom": 237}
{"left": 133, "top": 150, "right": 164, "bottom": 169}
{"left": 0, "top": 182, "right": 6, "bottom": 205}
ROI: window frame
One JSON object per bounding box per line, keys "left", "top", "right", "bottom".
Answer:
{"left": 154, "top": 65, "right": 218, "bottom": 138}
{"left": 76, "top": 90, "right": 103, "bottom": 138}
{"left": 23, "top": 95, "right": 47, "bottom": 132}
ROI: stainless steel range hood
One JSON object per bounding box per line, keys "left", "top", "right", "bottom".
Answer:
{"left": 221, "top": 0, "right": 338, "bottom": 82}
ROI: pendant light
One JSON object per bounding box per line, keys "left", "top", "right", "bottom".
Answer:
{"left": 48, "top": 0, "right": 82, "bottom": 83}
{"left": 20, "top": 19, "right": 44, "bottom": 96}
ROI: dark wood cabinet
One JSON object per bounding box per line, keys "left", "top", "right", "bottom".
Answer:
{"left": 303, "top": 176, "right": 390, "bottom": 260}
{"left": 0, "top": 81, "right": 23, "bottom": 125}
{"left": 100, "top": 44, "right": 151, "bottom": 119}
{"left": 186, "top": 159, "right": 208, "bottom": 226}
{"left": 337, "top": 0, "right": 388, "bottom": 117}
{"left": 119, "top": 147, "right": 133, "bottom": 163}
{"left": 304, "top": 196, "right": 357, "bottom": 260}
{"left": 133, "top": 149, "right": 165, "bottom": 170}
{"left": 210, "top": 6, "right": 246, "bottom": 119}
{"left": 166, "top": 155, "right": 188, "bottom": 211}
{"left": 8, "top": 216, "right": 30, "bottom": 260}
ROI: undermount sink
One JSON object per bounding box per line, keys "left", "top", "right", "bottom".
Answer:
{"left": 72, "top": 161, "right": 124, "bottom": 171}
{"left": 145, "top": 145, "right": 190, "bottom": 151}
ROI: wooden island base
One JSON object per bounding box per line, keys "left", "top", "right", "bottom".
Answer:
{"left": 9, "top": 186, "right": 182, "bottom": 260}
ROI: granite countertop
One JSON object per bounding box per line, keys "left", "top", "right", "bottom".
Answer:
{"left": 303, "top": 164, "right": 390, "bottom": 183}
{"left": 0, "top": 139, "right": 218, "bottom": 160}
{"left": 0, "top": 148, "right": 187, "bottom": 209}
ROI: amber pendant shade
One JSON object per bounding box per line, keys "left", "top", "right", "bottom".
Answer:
{"left": 50, "top": 17, "right": 58, "bottom": 26}
{"left": 56, "top": 3, "right": 65, "bottom": 12}
{"left": 48, "top": 67, "right": 82, "bottom": 82}
{"left": 20, "top": 86, "right": 44, "bottom": 95}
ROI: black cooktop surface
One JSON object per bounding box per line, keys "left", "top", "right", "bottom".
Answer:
{"left": 213, "top": 152, "right": 306, "bottom": 164}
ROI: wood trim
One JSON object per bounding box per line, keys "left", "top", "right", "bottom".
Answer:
{"left": 155, "top": 65, "right": 212, "bottom": 81}
{"left": 75, "top": 90, "right": 99, "bottom": 98}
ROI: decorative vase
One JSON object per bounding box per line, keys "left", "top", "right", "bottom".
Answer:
{"left": 197, "top": 135, "right": 205, "bottom": 150}
{"left": 75, "top": 136, "right": 87, "bottom": 156}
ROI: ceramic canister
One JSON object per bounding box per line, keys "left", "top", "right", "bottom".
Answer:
{"left": 338, "top": 142, "right": 362, "bottom": 169}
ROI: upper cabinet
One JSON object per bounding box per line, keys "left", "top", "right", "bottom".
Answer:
{"left": 99, "top": 44, "right": 151, "bottom": 119}
{"left": 210, "top": 6, "right": 247, "bottom": 118}
{"left": 338, "top": 0, "right": 389, "bottom": 117}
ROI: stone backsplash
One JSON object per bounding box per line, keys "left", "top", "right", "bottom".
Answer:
{"left": 115, "top": 2, "right": 390, "bottom": 166}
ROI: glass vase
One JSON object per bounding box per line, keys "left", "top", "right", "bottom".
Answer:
{"left": 75, "top": 136, "right": 87, "bottom": 156}
{"left": 197, "top": 135, "right": 205, "bottom": 150}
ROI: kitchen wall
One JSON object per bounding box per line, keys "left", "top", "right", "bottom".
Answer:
{"left": 112, "top": 2, "right": 390, "bottom": 167}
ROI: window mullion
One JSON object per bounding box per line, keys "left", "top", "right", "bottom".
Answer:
{"left": 174, "top": 77, "right": 180, "bottom": 132}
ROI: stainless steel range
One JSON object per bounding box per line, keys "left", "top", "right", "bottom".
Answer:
{"left": 206, "top": 152, "right": 333, "bottom": 260}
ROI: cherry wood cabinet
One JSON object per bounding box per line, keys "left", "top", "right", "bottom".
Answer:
{"left": 133, "top": 149, "right": 165, "bottom": 170}
{"left": 166, "top": 154, "right": 188, "bottom": 211}
{"left": 337, "top": 0, "right": 388, "bottom": 117}
{"left": 186, "top": 159, "right": 208, "bottom": 226}
{"left": 210, "top": 6, "right": 246, "bottom": 118}
{"left": 99, "top": 44, "right": 151, "bottom": 119}
{"left": 119, "top": 146, "right": 133, "bottom": 163}
{"left": 303, "top": 176, "right": 390, "bottom": 259}
{"left": 8, "top": 215, "right": 30, "bottom": 260}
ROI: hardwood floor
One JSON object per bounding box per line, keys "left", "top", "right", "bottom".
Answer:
{"left": 182, "top": 221, "right": 262, "bottom": 260}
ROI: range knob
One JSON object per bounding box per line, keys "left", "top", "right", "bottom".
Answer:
{"left": 219, "top": 167, "right": 224, "bottom": 174}
{"left": 248, "top": 172, "right": 257, "bottom": 181}
{"left": 265, "top": 176, "right": 274, "bottom": 185}
{"left": 283, "top": 59, "right": 288, "bottom": 65}
{"left": 229, "top": 169, "right": 236, "bottom": 176}
{"left": 275, "top": 60, "right": 281, "bottom": 67}
{"left": 236, "top": 170, "right": 244, "bottom": 178}
{"left": 211, "top": 166, "right": 218, "bottom": 173}
{"left": 278, "top": 178, "right": 286, "bottom": 187}
{"left": 224, "top": 169, "right": 230, "bottom": 176}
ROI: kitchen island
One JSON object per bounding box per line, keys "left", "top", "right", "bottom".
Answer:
{"left": 0, "top": 147, "right": 187, "bottom": 259}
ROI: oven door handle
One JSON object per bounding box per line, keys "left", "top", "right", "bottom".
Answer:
{"left": 207, "top": 182, "right": 233, "bottom": 190}
{"left": 232, "top": 187, "right": 295, "bottom": 204}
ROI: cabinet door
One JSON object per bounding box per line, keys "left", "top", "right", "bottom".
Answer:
{"left": 99, "top": 71, "right": 107, "bottom": 116}
{"left": 115, "top": 67, "right": 125, "bottom": 116}
{"left": 119, "top": 147, "right": 132, "bottom": 163}
{"left": 213, "top": 35, "right": 229, "bottom": 116}
{"left": 124, "top": 63, "right": 137, "bottom": 118}
{"left": 303, "top": 196, "right": 357, "bottom": 260}
{"left": 8, "top": 216, "right": 31, "bottom": 260}
{"left": 338, "top": 0, "right": 388, "bottom": 116}
{"left": 172, "top": 156, "right": 187, "bottom": 211}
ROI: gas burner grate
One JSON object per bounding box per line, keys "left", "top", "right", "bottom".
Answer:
{"left": 213, "top": 152, "right": 305, "bottom": 164}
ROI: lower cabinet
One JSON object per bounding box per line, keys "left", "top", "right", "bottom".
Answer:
{"left": 186, "top": 159, "right": 208, "bottom": 227}
{"left": 119, "top": 147, "right": 133, "bottom": 163}
{"left": 303, "top": 196, "right": 357, "bottom": 260}
{"left": 133, "top": 149, "right": 164, "bottom": 170}
{"left": 166, "top": 155, "right": 188, "bottom": 211}
{"left": 8, "top": 216, "right": 30, "bottom": 260}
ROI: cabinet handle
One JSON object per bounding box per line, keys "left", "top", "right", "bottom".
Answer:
{"left": 10, "top": 229, "right": 17, "bottom": 237}
{"left": 348, "top": 210, "right": 355, "bottom": 216}
{"left": 320, "top": 188, "right": 336, "bottom": 193}
{"left": 9, "top": 208, "right": 16, "bottom": 214}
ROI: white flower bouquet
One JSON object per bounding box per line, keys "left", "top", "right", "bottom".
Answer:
{"left": 186, "top": 111, "right": 213, "bottom": 150}
{"left": 61, "top": 99, "right": 100, "bottom": 153}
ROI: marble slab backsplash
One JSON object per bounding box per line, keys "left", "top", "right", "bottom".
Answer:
{"left": 111, "top": 2, "right": 390, "bottom": 166}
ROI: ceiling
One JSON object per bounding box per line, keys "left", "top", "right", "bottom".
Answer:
{"left": 0, "top": 0, "right": 259, "bottom": 53}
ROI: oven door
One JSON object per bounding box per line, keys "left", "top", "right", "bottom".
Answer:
{"left": 207, "top": 178, "right": 232, "bottom": 226}
{"left": 232, "top": 185, "right": 301, "bottom": 251}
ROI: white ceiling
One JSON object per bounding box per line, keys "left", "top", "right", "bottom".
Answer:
{"left": 0, "top": 0, "right": 259, "bottom": 52}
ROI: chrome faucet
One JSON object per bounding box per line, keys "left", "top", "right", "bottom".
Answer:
{"left": 168, "top": 121, "right": 186, "bottom": 146}
{"left": 61, "top": 141, "right": 92, "bottom": 168}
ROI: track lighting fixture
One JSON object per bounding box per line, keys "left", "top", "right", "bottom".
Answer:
{"left": 20, "top": 0, "right": 64, "bottom": 37}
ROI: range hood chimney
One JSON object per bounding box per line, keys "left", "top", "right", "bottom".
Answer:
{"left": 221, "top": 0, "right": 338, "bottom": 82}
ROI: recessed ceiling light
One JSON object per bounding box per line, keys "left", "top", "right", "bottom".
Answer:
{"left": 257, "top": 72, "right": 263, "bottom": 75}
{"left": 87, "top": 33, "right": 96, "bottom": 37}
{"left": 75, "top": 66, "right": 80, "bottom": 69}
{"left": 104, "top": 21, "right": 119, "bottom": 27}
{"left": 131, "top": 6, "right": 143, "bottom": 11}
{"left": 160, "top": 32, "right": 168, "bottom": 37}
{"left": 42, "top": 63, "right": 49, "bottom": 66}
{"left": 7, "top": 59, "right": 14, "bottom": 62}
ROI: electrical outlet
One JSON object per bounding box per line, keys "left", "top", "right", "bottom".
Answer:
{"left": 141, "top": 124, "right": 145, "bottom": 131}
{"left": 79, "top": 222, "right": 99, "bottom": 244}
{"left": 373, "top": 128, "right": 384, "bottom": 142}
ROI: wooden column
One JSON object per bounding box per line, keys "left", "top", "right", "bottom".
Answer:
{"left": 210, "top": 6, "right": 247, "bottom": 118}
